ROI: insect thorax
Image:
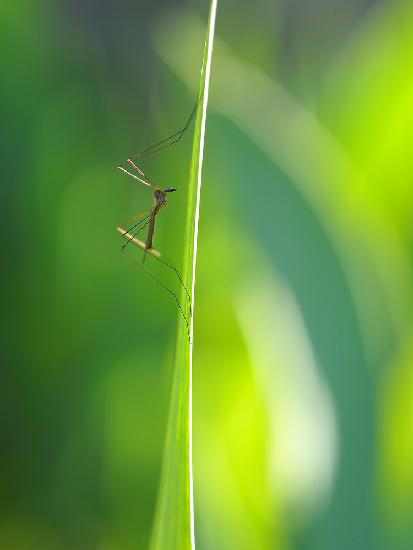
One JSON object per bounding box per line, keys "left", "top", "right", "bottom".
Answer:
{"left": 154, "top": 189, "right": 166, "bottom": 205}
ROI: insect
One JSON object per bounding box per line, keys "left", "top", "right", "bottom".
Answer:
{"left": 116, "top": 101, "right": 198, "bottom": 338}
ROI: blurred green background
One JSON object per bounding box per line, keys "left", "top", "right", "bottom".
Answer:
{"left": 1, "top": 0, "right": 413, "bottom": 548}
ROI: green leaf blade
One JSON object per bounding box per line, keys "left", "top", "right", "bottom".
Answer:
{"left": 150, "top": 1, "right": 217, "bottom": 549}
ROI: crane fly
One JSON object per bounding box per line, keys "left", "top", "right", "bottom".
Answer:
{"left": 116, "top": 100, "right": 198, "bottom": 339}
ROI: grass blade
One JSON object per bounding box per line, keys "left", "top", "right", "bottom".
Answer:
{"left": 150, "top": 1, "right": 217, "bottom": 549}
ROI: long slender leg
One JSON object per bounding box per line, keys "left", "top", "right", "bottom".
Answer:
{"left": 118, "top": 209, "right": 153, "bottom": 231}
{"left": 118, "top": 100, "right": 198, "bottom": 192}
{"left": 121, "top": 219, "right": 151, "bottom": 251}
{"left": 118, "top": 215, "right": 191, "bottom": 308}
{"left": 123, "top": 250, "right": 191, "bottom": 342}
{"left": 117, "top": 210, "right": 153, "bottom": 248}
{"left": 119, "top": 100, "right": 198, "bottom": 170}
{"left": 154, "top": 256, "right": 192, "bottom": 316}
{"left": 117, "top": 166, "right": 158, "bottom": 189}
{"left": 117, "top": 226, "right": 160, "bottom": 256}
{"left": 120, "top": 230, "right": 192, "bottom": 317}
{"left": 123, "top": 158, "right": 153, "bottom": 184}
{"left": 127, "top": 158, "right": 146, "bottom": 176}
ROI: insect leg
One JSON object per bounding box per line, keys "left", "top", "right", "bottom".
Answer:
{"left": 118, "top": 209, "right": 153, "bottom": 232}
{"left": 123, "top": 250, "right": 191, "bottom": 342}
{"left": 117, "top": 165, "right": 158, "bottom": 189}
{"left": 127, "top": 99, "right": 198, "bottom": 163}
{"left": 120, "top": 219, "right": 152, "bottom": 252}
{"left": 127, "top": 158, "right": 146, "bottom": 177}
{"left": 152, "top": 255, "right": 192, "bottom": 316}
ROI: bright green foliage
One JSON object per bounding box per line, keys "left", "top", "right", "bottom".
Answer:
{"left": 3, "top": 1, "right": 413, "bottom": 549}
